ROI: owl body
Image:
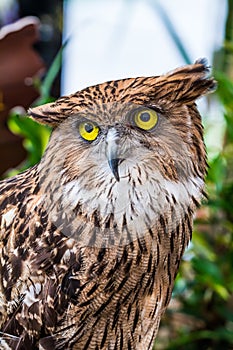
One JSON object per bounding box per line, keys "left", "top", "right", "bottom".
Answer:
{"left": 0, "top": 60, "right": 215, "bottom": 349}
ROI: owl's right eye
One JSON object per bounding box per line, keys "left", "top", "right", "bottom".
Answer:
{"left": 79, "top": 121, "right": 99, "bottom": 141}
{"left": 134, "top": 108, "right": 158, "bottom": 131}
{"left": 129, "top": 107, "right": 159, "bottom": 131}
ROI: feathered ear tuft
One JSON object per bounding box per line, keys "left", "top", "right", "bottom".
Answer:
{"left": 28, "top": 87, "right": 94, "bottom": 126}
{"left": 28, "top": 101, "right": 68, "bottom": 127}
{"left": 155, "top": 58, "right": 217, "bottom": 104}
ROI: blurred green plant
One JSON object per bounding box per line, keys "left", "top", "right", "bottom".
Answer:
{"left": 6, "top": 44, "right": 65, "bottom": 176}
{"left": 7, "top": 116, "right": 51, "bottom": 174}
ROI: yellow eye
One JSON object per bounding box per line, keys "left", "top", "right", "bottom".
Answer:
{"left": 79, "top": 121, "right": 99, "bottom": 141}
{"left": 134, "top": 108, "right": 158, "bottom": 131}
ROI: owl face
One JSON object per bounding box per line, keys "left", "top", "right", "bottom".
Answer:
{"left": 51, "top": 103, "right": 189, "bottom": 184}
{"left": 30, "top": 59, "right": 216, "bottom": 247}
{"left": 42, "top": 101, "right": 194, "bottom": 184}
{"left": 36, "top": 101, "right": 201, "bottom": 247}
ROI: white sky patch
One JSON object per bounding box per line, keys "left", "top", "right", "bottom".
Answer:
{"left": 62, "top": 0, "right": 227, "bottom": 94}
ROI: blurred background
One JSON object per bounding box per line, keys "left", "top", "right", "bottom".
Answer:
{"left": 0, "top": 0, "right": 232, "bottom": 349}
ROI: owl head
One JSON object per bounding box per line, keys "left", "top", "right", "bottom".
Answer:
{"left": 28, "top": 59, "right": 216, "bottom": 247}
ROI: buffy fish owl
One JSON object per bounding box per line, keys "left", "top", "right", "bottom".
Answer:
{"left": 0, "top": 59, "right": 216, "bottom": 349}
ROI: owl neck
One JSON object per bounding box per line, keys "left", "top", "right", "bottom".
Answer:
{"left": 37, "top": 160, "right": 203, "bottom": 248}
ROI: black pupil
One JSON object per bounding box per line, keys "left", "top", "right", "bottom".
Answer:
{"left": 139, "top": 112, "right": 150, "bottom": 122}
{"left": 85, "top": 123, "right": 94, "bottom": 133}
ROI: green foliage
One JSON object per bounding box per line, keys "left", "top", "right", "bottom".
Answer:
{"left": 7, "top": 113, "right": 51, "bottom": 172}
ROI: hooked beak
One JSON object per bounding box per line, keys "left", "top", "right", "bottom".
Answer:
{"left": 106, "top": 128, "right": 121, "bottom": 182}
{"left": 108, "top": 158, "right": 120, "bottom": 182}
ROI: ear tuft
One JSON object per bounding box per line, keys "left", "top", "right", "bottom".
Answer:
{"left": 28, "top": 102, "right": 66, "bottom": 126}
{"left": 161, "top": 58, "right": 217, "bottom": 104}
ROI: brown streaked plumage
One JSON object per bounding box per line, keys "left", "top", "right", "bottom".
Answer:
{"left": 0, "top": 59, "right": 216, "bottom": 349}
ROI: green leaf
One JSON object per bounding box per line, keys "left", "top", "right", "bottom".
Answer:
{"left": 8, "top": 113, "right": 51, "bottom": 168}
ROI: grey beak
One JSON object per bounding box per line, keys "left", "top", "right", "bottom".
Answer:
{"left": 106, "top": 128, "right": 121, "bottom": 182}
{"left": 108, "top": 158, "right": 120, "bottom": 182}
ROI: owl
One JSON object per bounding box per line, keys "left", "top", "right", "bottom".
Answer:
{"left": 0, "top": 59, "right": 216, "bottom": 350}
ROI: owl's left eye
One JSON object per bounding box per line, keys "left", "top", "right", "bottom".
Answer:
{"left": 79, "top": 121, "right": 99, "bottom": 141}
{"left": 133, "top": 108, "right": 158, "bottom": 131}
